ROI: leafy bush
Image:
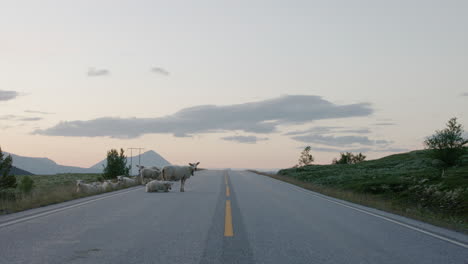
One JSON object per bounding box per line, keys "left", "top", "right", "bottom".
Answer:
{"left": 103, "top": 148, "right": 130, "bottom": 179}
{"left": 424, "top": 117, "right": 468, "bottom": 166}
{"left": 18, "top": 175, "right": 35, "bottom": 194}
{"left": 0, "top": 147, "right": 16, "bottom": 189}
{"left": 332, "top": 152, "right": 366, "bottom": 164}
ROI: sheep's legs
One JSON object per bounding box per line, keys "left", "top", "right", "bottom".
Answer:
{"left": 180, "top": 178, "right": 185, "bottom": 192}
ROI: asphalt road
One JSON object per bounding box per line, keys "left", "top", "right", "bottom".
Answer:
{"left": 0, "top": 170, "right": 467, "bottom": 264}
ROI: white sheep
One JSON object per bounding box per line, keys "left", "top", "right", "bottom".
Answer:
{"left": 76, "top": 180, "right": 100, "bottom": 193}
{"left": 106, "top": 180, "right": 121, "bottom": 189}
{"left": 138, "top": 167, "right": 162, "bottom": 185}
{"left": 161, "top": 162, "right": 199, "bottom": 192}
{"left": 145, "top": 180, "right": 174, "bottom": 192}
{"left": 117, "top": 176, "right": 137, "bottom": 186}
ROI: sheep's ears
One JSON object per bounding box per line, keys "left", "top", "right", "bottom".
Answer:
{"left": 189, "top": 163, "right": 194, "bottom": 167}
{"left": 196, "top": 162, "right": 200, "bottom": 165}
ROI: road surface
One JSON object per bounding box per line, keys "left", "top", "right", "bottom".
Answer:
{"left": 0, "top": 170, "right": 467, "bottom": 263}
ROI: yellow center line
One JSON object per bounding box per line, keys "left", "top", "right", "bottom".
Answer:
{"left": 226, "top": 185, "right": 230, "bottom": 197}
{"left": 225, "top": 174, "right": 228, "bottom": 185}
{"left": 224, "top": 200, "right": 234, "bottom": 237}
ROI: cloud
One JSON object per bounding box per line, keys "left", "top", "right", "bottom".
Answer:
{"left": 0, "top": 115, "right": 42, "bottom": 122}
{"left": 460, "top": 92, "right": 468, "bottom": 97}
{"left": 19, "top": 117, "right": 43, "bottom": 121}
{"left": 373, "top": 122, "right": 396, "bottom": 126}
{"left": 34, "top": 95, "right": 373, "bottom": 138}
{"left": 24, "top": 110, "right": 54, "bottom": 115}
{"left": 284, "top": 126, "right": 370, "bottom": 136}
{"left": 303, "top": 145, "right": 408, "bottom": 153}
{"left": 87, "top": 68, "right": 109, "bottom": 77}
{"left": 221, "top": 135, "right": 268, "bottom": 144}
{"left": 291, "top": 134, "right": 389, "bottom": 147}
{"left": 0, "top": 90, "right": 19, "bottom": 102}
{"left": 151, "top": 67, "right": 170, "bottom": 76}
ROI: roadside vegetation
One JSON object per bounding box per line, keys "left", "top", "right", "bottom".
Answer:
{"left": 255, "top": 118, "right": 468, "bottom": 232}
{"left": 0, "top": 148, "right": 138, "bottom": 215}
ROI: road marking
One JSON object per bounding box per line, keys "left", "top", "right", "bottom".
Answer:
{"left": 226, "top": 186, "right": 230, "bottom": 197}
{"left": 225, "top": 174, "right": 228, "bottom": 185}
{"left": 224, "top": 200, "right": 234, "bottom": 237}
{"left": 256, "top": 173, "right": 468, "bottom": 249}
{"left": 0, "top": 187, "right": 142, "bottom": 229}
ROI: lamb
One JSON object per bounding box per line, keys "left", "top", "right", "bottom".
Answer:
{"left": 76, "top": 180, "right": 100, "bottom": 193}
{"left": 145, "top": 180, "right": 174, "bottom": 192}
{"left": 138, "top": 167, "right": 162, "bottom": 185}
{"left": 161, "top": 162, "right": 200, "bottom": 192}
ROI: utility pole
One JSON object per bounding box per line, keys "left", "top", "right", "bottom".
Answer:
{"left": 127, "top": 147, "right": 145, "bottom": 176}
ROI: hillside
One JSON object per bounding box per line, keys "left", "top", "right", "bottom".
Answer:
{"left": 277, "top": 149, "right": 468, "bottom": 229}
{"left": 6, "top": 152, "right": 97, "bottom": 175}
{"left": 10, "top": 166, "right": 34, "bottom": 176}
{"left": 90, "top": 150, "right": 171, "bottom": 175}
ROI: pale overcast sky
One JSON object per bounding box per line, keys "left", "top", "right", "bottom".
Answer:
{"left": 1, "top": 0, "right": 467, "bottom": 168}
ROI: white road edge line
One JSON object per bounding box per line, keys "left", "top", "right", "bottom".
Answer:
{"left": 247, "top": 171, "right": 468, "bottom": 249}
{"left": 0, "top": 187, "right": 142, "bottom": 229}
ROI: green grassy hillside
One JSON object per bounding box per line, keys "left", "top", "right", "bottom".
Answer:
{"left": 277, "top": 149, "right": 468, "bottom": 230}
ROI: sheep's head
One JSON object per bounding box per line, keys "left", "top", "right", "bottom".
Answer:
{"left": 188, "top": 162, "right": 200, "bottom": 175}
{"left": 164, "top": 182, "right": 173, "bottom": 190}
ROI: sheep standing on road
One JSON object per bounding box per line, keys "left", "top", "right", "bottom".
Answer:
{"left": 145, "top": 180, "right": 173, "bottom": 192}
{"left": 138, "top": 167, "right": 162, "bottom": 185}
{"left": 161, "top": 162, "right": 200, "bottom": 192}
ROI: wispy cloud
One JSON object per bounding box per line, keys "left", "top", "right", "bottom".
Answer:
{"left": 0, "top": 115, "right": 42, "bottom": 122}
{"left": 87, "top": 68, "right": 109, "bottom": 77}
{"left": 373, "top": 122, "right": 396, "bottom": 126}
{"left": 151, "top": 67, "right": 170, "bottom": 76}
{"left": 291, "top": 134, "right": 390, "bottom": 147}
{"left": 284, "top": 126, "right": 370, "bottom": 136}
{"left": 0, "top": 90, "right": 19, "bottom": 102}
{"left": 461, "top": 92, "right": 468, "bottom": 97}
{"left": 24, "top": 110, "right": 54, "bottom": 115}
{"left": 34, "top": 95, "right": 373, "bottom": 138}
{"left": 221, "top": 135, "right": 268, "bottom": 144}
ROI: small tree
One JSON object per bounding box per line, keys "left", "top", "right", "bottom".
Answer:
{"left": 424, "top": 117, "right": 468, "bottom": 166}
{"left": 103, "top": 148, "right": 130, "bottom": 179}
{"left": 298, "top": 146, "right": 314, "bottom": 167}
{"left": 18, "top": 176, "right": 35, "bottom": 194}
{"left": 332, "top": 152, "right": 366, "bottom": 165}
{"left": 0, "top": 147, "right": 16, "bottom": 189}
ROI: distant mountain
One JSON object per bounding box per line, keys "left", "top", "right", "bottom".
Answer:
{"left": 5, "top": 150, "right": 171, "bottom": 175}
{"left": 0, "top": 166, "right": 34, "bottom": 176}
{"left": 6, "top": 152, "right": 98, "bottom": 175}
{"left": 90, "top": 150, "right": 171, "bottom": 175}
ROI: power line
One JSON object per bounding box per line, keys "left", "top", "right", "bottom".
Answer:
{"left": 127, "top": 147, "right": 145, "bottom": 175}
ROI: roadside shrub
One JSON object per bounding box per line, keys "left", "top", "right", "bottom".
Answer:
{"left": 0, "top": 188, "right": 17, "bottom": 201}
{"left": 18, "top": 176, "right": 35, "bottom": 194}
{"left": 424, "top": 117, "right": 468, "bottom": 166}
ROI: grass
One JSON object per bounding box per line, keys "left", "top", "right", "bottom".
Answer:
{"left": 0, "top": 173, "right": 137, "bottom": 214}
{"left": 250, "top": 149, "right": 468, "bottom": 233}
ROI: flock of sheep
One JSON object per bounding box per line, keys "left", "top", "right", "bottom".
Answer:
{"left": 76, "top": 162, "right": 200, "bottom": 194}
